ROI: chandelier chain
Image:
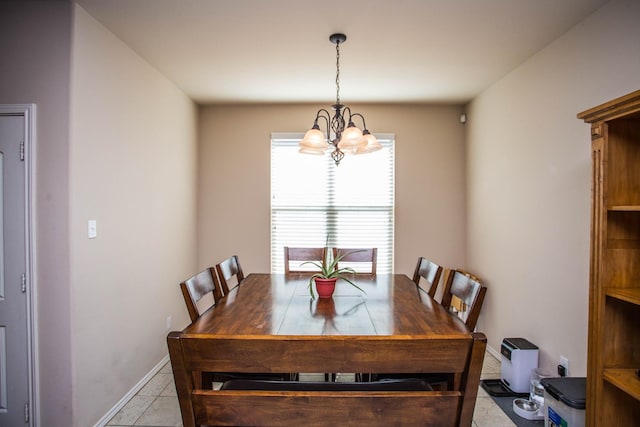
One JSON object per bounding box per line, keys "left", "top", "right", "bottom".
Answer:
{"left": 335, "top": 40, "right": 340, "bottom": 106}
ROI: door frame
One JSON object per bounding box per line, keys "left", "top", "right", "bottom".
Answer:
{"left": 0, "top": 104, "right": 38, "bottom": 426}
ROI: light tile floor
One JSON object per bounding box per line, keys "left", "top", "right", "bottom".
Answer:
{"left": 106, "top": 351, "right": 514, "bottom": 427}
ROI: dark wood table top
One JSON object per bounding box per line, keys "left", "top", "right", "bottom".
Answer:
{"left": 182, "top": 273, "right": 470, "bottom": 339}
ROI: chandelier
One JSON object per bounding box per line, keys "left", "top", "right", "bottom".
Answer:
{"left": 299, "top": 33, "right": 382, "bottom": 166}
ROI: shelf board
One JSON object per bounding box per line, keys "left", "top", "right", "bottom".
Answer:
{"left": 603, "top": 368, "right": 640, "bottom": 401}
{"left": 606, "top": 288, "right": 640, "bottom": 305}
{"left": 609, "top": 206, "right": 640, "bottom": 212}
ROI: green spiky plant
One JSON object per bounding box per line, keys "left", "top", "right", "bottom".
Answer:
{"left": 303, "top": 248, "right": 366, "bottom": 299}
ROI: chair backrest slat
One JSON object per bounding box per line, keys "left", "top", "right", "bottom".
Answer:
{"left": 333, "top": 248, "right": 377, "bottom": 275}
{"left": 284, "top": 247, "right": 327, "bottom": 275}
{"left": 216, "top": 255, "right": 244, "bottom": 295}
{"left": 180, "top": 267, "right": 221, "bottom": 323}
{"left": 412, "top": 257, "right": 443, "bottom": 298}
{"left": 440, "top": 269, "right": 487, "bottom": 330}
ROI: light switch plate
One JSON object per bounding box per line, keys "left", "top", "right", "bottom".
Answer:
{"left": 88, "top": 220, "right": 97, "bottom": 239}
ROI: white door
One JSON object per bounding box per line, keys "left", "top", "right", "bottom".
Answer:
{"left": 0, "top": 113, "right": 30, "bottom": 426}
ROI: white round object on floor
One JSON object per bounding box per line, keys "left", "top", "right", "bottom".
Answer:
{"left": 513, "top": 398, "right": 544, "bottom": 420}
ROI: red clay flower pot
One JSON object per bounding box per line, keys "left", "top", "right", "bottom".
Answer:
{"left": 314, "top": 277, "right": 337, "bottom": 298}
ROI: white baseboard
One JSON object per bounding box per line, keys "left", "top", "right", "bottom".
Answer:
{"left": 93, "top": 354, "right": 170, "bottom": 427}
{"left": 486, "top": 343, "right": 501, "bottom": 362}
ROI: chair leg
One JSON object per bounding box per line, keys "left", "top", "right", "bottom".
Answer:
{"left": 197, "top": 372, "right": 216, "bottom": 389}
{"left": 356, "top": 373, "right": 371, "bottom": 382}
{"left": 324, "top": 373, "right": 337, "bottom": 382}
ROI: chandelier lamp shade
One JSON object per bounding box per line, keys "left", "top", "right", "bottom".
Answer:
{"left": 299, "top": 33, "right": 382, "bottom": 165}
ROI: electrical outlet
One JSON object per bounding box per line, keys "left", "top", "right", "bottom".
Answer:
{"left": 559, "top": 356, "right": 569, "bottom": 376}
{"left": 166, "top": 316, "right": 172, "bottom": 331}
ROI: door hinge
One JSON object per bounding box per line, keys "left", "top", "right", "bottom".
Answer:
{"left": 20, "top": 140, "right": 25, "bottom": 161}
{"left": 21, "top": 273, "right": 27, "bottom": 293}
{"left": 24, "top": 402, "right": 30, "bottom": 422}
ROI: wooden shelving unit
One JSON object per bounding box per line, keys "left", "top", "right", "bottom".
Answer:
{"left": 578, "top": 90, "right": 640, "bottom": 426}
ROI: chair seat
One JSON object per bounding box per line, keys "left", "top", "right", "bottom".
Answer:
{"left": 221, "top": 378, "right": 433, "bottom": 392}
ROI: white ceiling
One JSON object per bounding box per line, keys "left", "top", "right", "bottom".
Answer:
{"left": 75, "top": 0, "right": 607, "bottom": 104}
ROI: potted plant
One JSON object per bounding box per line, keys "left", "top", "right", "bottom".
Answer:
{"left": 303, "top": 249, "right": 366, "bottom": 299}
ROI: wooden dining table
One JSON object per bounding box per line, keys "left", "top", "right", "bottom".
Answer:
{"left": 179, "top": 272, "right": 474, "bottom": 376}
{"left": 170, "top": 273, "right": 485, "bottom": 426}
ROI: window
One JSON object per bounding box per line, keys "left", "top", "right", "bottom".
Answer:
{"left": 271, "top": 133, "right": 394, "bottom": 273}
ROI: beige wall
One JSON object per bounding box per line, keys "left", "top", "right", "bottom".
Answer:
{"left": 70, "top": 6, "right": 197, "bottom": 426}
{"left": 0, "top": 1, "right": 74, "bottom": 425}
{"left": 467, "top": 0, "right": 640, "bottom": 376}
{"left": 198, "top": 104, "right": 467, "bottom": 277}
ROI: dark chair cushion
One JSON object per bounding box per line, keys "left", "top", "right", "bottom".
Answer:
{"left": 220, "top": 378, "right": 432, "bottom": 392}
{"left": 371, "top": 373, "right": 452, "bottom": 391}
{"left": 212, "top": 372, "right": 293, "bottom": 382}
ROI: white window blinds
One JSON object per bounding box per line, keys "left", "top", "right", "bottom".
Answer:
{"left": 271, "top": 133, "right": 394, "bottom": 273}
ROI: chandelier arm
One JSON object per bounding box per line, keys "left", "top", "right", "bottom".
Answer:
{"left": 315, "top": 112, "right": 331, "bottom": 142}
{"left": 349, "top": 112, "right": 368, "bottom": 129}
{"left": 313, "top": 108, "right": 332, "bottom": 125}
{"left": 343, "top": 106, "right": 353, "bottom": 121}
{"left": 315, "top": 108, "right": 331, "bottom": 119}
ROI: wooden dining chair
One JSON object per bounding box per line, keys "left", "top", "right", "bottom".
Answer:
{"left": 216, "top": 255, "right": 297, "bottom": 381}
{"left": 180, "top": 267, "right": 222, "bottom": 323}
{"left": 178, "top": 267, "right": 223, "bottom": 389}
{"left": 371, "top": 268, "right": 487, "bottom": 389}
{"left": 180, "top": 266, "right": 293, "bottom": 384}
{"left": 215, "top": 255, "right": 244, "bottom": 295}
{"left": 440, "top": 268, "right": 488, "bottom": 331}
{"left": 333, "top": 247, "right": 377, "bottom": 275}
{"left": 284, "top": 247, "right": 327, "bottom": 275}
{"left": 412, "top": 257, "right": 443, "bottom": 299}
